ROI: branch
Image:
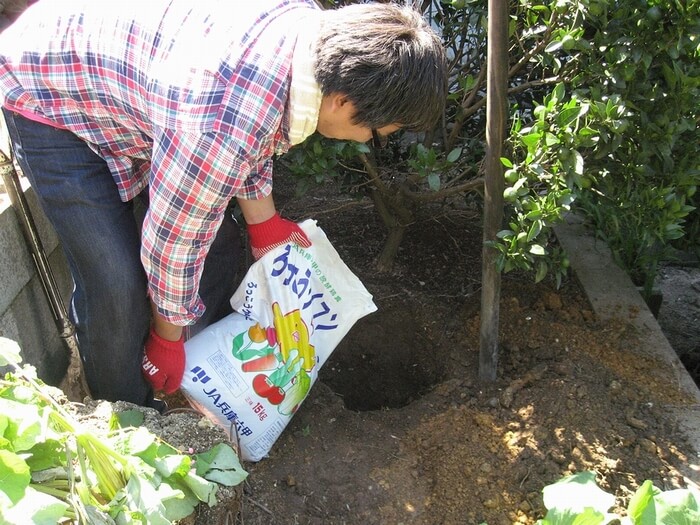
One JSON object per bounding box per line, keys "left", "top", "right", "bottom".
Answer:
{"left": 509, "top": 11, "right": 560, "bottom": 78}
{"left": 400, "top": 177, "right": 484, "bottom": 203}
{"left": 507, "top": 75, "right": 562, "bottom": 95}
{"left": 358, "top": 152, "right": 390, "bottom": 195}
{"left": 447, "top": 65, "right": 487, "bottom": 150}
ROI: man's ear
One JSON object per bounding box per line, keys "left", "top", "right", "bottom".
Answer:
{"left": 329, "top": 92, "right": 350, "bottom": 111}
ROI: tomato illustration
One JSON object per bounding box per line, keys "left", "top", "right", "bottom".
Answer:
{"left": 267, "top": 388, "right": 285, "bottom": 405}
{"left": 252, "top": 373, "right": 286, "bottom": 405}
{"left": 252, "top": 374, "right": 273, "bottom": 397}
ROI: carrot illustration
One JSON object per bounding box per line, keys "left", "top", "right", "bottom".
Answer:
{"left": 242, "top": 353, "right": 280, "bottom": 372}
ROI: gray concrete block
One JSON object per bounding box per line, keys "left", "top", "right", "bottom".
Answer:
{"left": 0, "top": 184, "right": 72, "bottom": 387}
{"left": 0, "top": 272, "right": 70, "bottom": 386}
{"left": 0, "top": 181, "right": 61, "bottom": 312}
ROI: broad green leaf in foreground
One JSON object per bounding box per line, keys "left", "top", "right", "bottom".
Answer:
{"left": 542, "top": 472, "right": 615, "bottom": 514}
{"left": 0, "top": 449, "right": 30, "bottom": 504}
{"left": 155, "top": 452, "right": 192, "bottom": 479}
{"left": 194, "top": 442, "right": 248, "bottom": 486}
{"left": 1, "top": 341, "right": 247, "bottom": 523}
{"left": 0, "top": 337, "right": 22, "bottom": 366}
{"left": 112, "top": 409, "right": 145, "bottom": 430}
{"left": 654, "top": 487, "right": 700, "bottom": 524}
{"left": 0, "top": 397, "right": 45, "bottom": 452}
{"left": 113, "top": 474, "right": 172, "bottom": 525}
{"left": 0, "top": 486, "right": 68, "bottom": 525}
{"left": 629, "top": 480, "right": 700, "bottom": 525}
{"left": 538, "top": 506, "right": 605, "bottom": 525}
{"left": 24, "top": 439, "right": 66, "bottom": 471}
{"left": 182, "top": 470, "right": 219, "bottom": 506}
{"left": 157, "top": 481, "right": 201, "bottom": 522}
{"left": 627, "top": 480, "right": 658, "bottom": 524}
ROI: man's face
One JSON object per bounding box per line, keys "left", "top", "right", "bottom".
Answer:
{"left": 316, "top": 93, "right": 400, "bottom": 145}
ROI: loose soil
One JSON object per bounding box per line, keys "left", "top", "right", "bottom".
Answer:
{"left": 60, "top": 176, "right": 699, "bottom": 525}
{"left": 220, "top": 178, "right": 699, "bottom": 525}
{"left": 656, "top": 264, "right": 700, "bottom": 385}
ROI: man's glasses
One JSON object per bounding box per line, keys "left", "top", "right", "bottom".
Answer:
{"left": 371, "top": 128, "right": 388, "bottom": 149}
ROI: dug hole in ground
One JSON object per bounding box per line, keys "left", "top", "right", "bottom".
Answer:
{"left": 57, "top": 179, "right": 699, "bottom": 525}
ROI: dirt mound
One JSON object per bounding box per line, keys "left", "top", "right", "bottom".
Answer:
{"left": 55, "top": 176, "right": 699, "bottom": 524}
{"left": 224, "top": 179, "right": 698, "bottom": 524}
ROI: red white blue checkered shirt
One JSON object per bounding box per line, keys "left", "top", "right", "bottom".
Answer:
{"left": 0, "top": 0, "right": 320, "bottom": 323}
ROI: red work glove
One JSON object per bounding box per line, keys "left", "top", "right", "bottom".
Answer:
{"left": 247, "top": 212, "right": 311, "bottom": 260}
{"left": 141, "top": 327, "right": 185, "bottom": 394}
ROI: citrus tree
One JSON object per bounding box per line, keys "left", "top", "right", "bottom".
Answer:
{"left": 283, "top": 0, "right": 699, "bottom": 290}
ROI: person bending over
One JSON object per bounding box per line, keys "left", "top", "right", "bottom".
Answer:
{"left": 0, "top": 0, "right": 447, "bottom": 410}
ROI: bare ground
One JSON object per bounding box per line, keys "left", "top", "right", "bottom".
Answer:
{"left": 656, "top": 264, "right": 700, "bottom": 385}
{"left": 61, "top": 178, "right": 700, "bottom": 525}
{"left": 217, "top": 179, "right": 700, "bottom": 525}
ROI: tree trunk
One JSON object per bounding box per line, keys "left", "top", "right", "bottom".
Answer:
{"left": 478, "top": 0, "right": 508, "bottom": 381}
{"left": 369, "top": 187, "right": 413, "bottom": 272}
{"left": 376, "top": 225, "right": 407, "bottom": 273}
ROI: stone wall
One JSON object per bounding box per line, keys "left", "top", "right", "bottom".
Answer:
{"left": 0, "top": 183, "right": 72, "bottom": 386}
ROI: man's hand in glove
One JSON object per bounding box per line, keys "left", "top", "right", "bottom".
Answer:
{"left": 247, "top": 212, "right": 311, "bottom": 260}
{"left": 142, "top": 327, "right": 185, "bottom": 394}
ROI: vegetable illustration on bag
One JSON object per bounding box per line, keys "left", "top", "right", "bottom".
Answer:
{"left": 180, "top": 220, "right": 377, "bottom": 462}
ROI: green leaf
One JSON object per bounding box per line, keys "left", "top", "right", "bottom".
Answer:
{"left": 628, "top": 480, "right": 658, "bottom": 524}
{"left": 535, "top": 261, "right": 548, "bottom": 283}
{"left": 573, "top": 151, "right": 584, "bottom": 176}
{"left": 0, "top": 338, "right": 22, "bottom": 367}
{"left": 545, "top": 40, "right": 563, "bottom": 53}
{"left": 0, "top": 412, "right": 8, "bottom": 438}
{"left": 627, "top": 481, "right": 700, "bottom": 525}
{"left": 545, "top": 132, "right": 561, "bottom": 146}
{"left": 654, "top": 487, "right": 700, "bottom": 524}
{"left": 521, "top": 132, "right": 542, "bottom": 150}
{"left": 529, "top": 244, "right": 546, "bottom": 256}
{"left": 0, "top": 486, "right": 69, "bottom": 525}
{"left": 158, "top": 481, "right": 199, "bottom": 522}
{"left": 446, "top": 147, "right": 463, "bottom": 163}
{"left": 0, "top": 450, "right": 30, "bottom": 505}
{"left": 117, "top": 475, "right": 172, "bottom": 525}
{"left": 83, "top": 505, "right": 117, "bottom": 525}
{"left": 558, "top": 107, "right": 582, "bottom": 128}
{"left": 0, "top": 398, "right": 44, "bottom": 452}
{"left": 428, "top": 173, "right": 441, "bottom": 191}
{"left": 194, "top": 443, "right": 248, "bottom": 487}
{"left": 576, "top": 127, "right": 599, "bottom": 147}
{"left": 114, "top": 410, "right": 145, "bottom": 430}
{"left": 542, "top": 472, "right": 615, "bottom": 515}
{"left": 203, "top": 464, "right": 248, "bottom": 488}
{"left": 25, "top": 440, "right": 66, "bottom": 471}
{"left": 527, "top": 220, "right": 543, "bottom": 242}
{"left": 539, "top": 506, "right": 605, "bottom": 525}
{"left": 155, "top": 453, "right": 191, "bottom": 479}
{"left": 182, "top": 471, "right": 218, "bottom": 506}
{"left": 120, "top": 427, "right": 158, "bottom": 457}
{"left": 552, "top": 83, "right": 566, "bottom": 104}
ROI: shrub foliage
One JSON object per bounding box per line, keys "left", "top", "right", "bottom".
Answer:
{"left": 283, "top": 0, "right": 699, "bottom": 290}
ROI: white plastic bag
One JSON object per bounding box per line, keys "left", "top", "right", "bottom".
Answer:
{"left": 180, "top": 220, "right": 377, "bottom": 462}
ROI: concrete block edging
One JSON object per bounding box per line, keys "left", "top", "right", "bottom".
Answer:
{"left": 554, "top": 214, "right": 700, "bottom": 486}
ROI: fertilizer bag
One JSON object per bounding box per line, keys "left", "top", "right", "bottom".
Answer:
{"left": 180, "top": 219, "right": 377, "bottom": 462}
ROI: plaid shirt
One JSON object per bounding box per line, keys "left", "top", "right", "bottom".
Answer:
{"left": 0, "top": 0, "right": 319, "bottom": 323}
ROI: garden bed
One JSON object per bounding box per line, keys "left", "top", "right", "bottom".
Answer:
{"left": 34, "top": 176, "right": 700, "bottom": 524}
{"left": 194, "top": 179, "right": 700, "bottom": 524}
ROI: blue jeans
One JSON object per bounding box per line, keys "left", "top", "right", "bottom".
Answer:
{"left": 3, "top": 109, "right": 242, "bottom": 408}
